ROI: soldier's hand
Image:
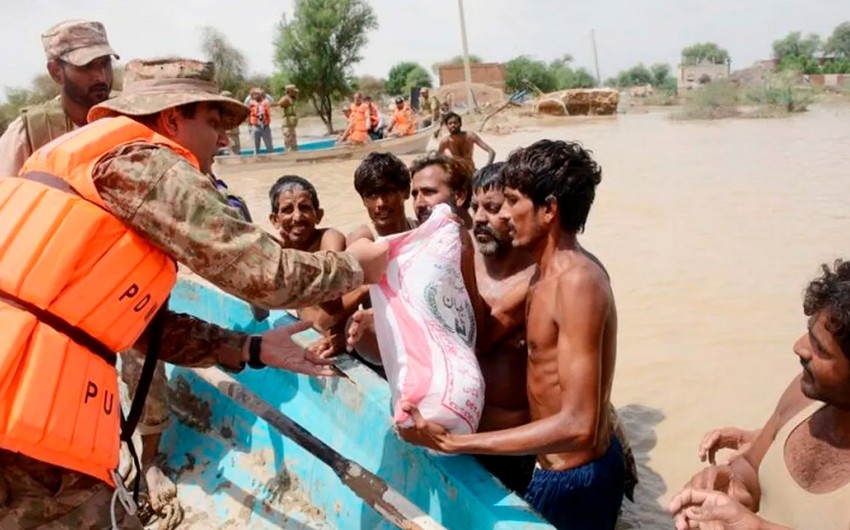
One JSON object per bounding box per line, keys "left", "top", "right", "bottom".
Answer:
{"left": 346, "top": 238, "right": 389, "bottom": 284}
{"left": 254, "top": 320, "right": 337, "bottom": 377}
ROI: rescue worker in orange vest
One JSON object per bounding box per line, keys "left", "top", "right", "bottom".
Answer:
{"left": 363, "top": 95, "right": 383, "bottom": 141}
{"left": 0, "top": 57, "right": 389, "bottom": 529}
{"left": 0, "top": 19, "right": 187, "bottom": 525}
{"left": 338, "top": 92, "right": 371, "bottom": 145}
{"left": 248, "top": 87, "right": 273, "bottom": 155}
{"left": 386, "top": 96, "right": 417, "bottom": 137}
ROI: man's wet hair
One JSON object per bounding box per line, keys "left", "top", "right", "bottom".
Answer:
{"left": 269, "top": 175, "right": 319, "bottom": 213}
{"left": 472, "top": 162, "right": 506, "bottom": 193}
{"left": 442, "top": 111, "right": 462, "bottom": 126}
{"left": 409, "top": 151, "right": 473, "bottom": 209}
{"left": 804, "top": 259, "right": 850, "bottom": 359}
{"left": 353, "top": 152, "right": 411, "bottom": 197}
{"left": 502, "top": 139, "right": 602, "bottom": 233}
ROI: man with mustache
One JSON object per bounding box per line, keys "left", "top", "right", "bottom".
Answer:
{"left": 0, "top": 20, "right": 117, "bottom": 175}
{"left": 670, "top": 260, "right": 850, "bottom": 530}
{"left": 400, "top": 140, "right": 626, "bottom": 530}
{"left": 468, "top": 162, "right": 537, "bottom": 493}
{"left": 409, "top": 152, "right": 473, "bottom": 228}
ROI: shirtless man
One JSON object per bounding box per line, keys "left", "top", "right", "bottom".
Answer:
{"left": 400, "top": 140, "right": 624, "bottom": 530}
{"left": 469, "top": 163, "right": 537, "bottom": 494}
{"left": 670, "top": 260, "right": 850, "bottom": 530}
{"left": 333, "top": 153, "right": 420, "bottom": 366}
{"left": 409, "top": 152, "right": 473, "bottom": 228}
{"left": 268, "top": 175, "right": 348, "bottom": 355}
{"left": 348, "top": 152, "right": 418, "bottom": 243}
{"left": 438, "top": 112, "right": 495, "bottom": 176}
{"left": 346, "top": 153, "right": 477, "bottom": 366}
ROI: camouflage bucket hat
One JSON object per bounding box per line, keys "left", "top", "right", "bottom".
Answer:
{"left": 42, "top": 19, "right": 119, "bottom": 66}
{"left": 87, "top": 58, "right": 249, "bottom": 129}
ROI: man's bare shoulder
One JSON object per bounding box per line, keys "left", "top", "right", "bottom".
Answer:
{"left": 552, "top": 253, "right": 613, "bottom": 310}
{"left": 346, "top": 224, "right": 375, "bottom": 245}
{"left": 318, "top": 227, "right": 347, "bottom": 251}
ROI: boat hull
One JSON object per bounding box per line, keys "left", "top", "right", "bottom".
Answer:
{"left": 214, "top": 127, "right": 436, "bottom": 168}
{"left": 160, "top": 278, "right": 552, "bottom": 529}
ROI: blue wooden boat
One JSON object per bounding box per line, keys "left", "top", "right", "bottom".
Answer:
{"left": 213, "top": 126, "right": 436, "bottom": 169}
{"left": 159, "top": 279, "right": 553, "bottom": 529}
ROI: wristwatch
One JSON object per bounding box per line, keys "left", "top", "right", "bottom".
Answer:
{"left": 248, "top": 335, "right": 265, "bottom": 369}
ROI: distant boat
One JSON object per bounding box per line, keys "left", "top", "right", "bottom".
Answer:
{"left": 215, "top": 126, "right": 437, "bottom": 168}
{"left": 160, "top": 278, "right": 553, "bottom": 529}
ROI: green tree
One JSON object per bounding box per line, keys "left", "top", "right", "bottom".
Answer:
{"left": 351, "top": 75, "right": 386, "bottom": 97}
{"left": 650, "top": 63, "right": 677, "bottom": 91}
{"left": 505, "top": 55, "right": 557, "bottom": 93}
{"left": 822, "top": 57, "right": 850, "bottom": 74}
{"left": 273, "top": 0, "right": 378, "bottom": 133}
{"left": 616, "top": 63, "right": 654, "bottom": 87}
{"left": 431, "top": 54, "right": 483, "bottom": 74}
{"left": 404, "top": 66, "right": 432, "bottom": 93}
{"left": 386, "top": 62, "right": 427, "bottom": 95}
{"left": 826, "top": 21, "right": 850, "bottom": 58}
{"left": 200, "top": 26, "right": 247, "bottom": 94}
{"left": 681, "top": 42, "right": 730, "bottom": 65}
{"left": 778, "top": 54, "right": 821, "bottom": 75}
{"left": 772, "top": 32, "right": 822, "bottom": 63}
{"left": 548, "top": 57, "right": 596, "bottom": 89}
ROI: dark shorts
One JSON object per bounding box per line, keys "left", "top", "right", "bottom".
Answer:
{"left": 524, "top": 437, "right": 625, "bottom": 530}
{"left": 476, "top": 454, "right": 536, "bottom": 496}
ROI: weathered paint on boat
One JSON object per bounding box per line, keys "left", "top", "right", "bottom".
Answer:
{"left": 214, "top": 126, "right": 436, "bottom": 168}
{"left": 161, "top": 278, "right": 553, "bottom": 529}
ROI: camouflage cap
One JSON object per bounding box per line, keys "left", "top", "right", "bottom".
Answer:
{"left": 285, "top": 84, "right": 299, "bottom": 92}
{"left": 42, "top": 20, "right": 118, "bottom": 66}
{"left": 87, "top": 58, "right": 249, "bottom": 129}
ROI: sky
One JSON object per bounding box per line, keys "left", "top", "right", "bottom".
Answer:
{"left": 1, "top": 0, "right": 849, "bottom": 100}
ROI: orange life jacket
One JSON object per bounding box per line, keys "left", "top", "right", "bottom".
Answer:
{"left": 393, "top": 105, "right": 416, "bottom": 135}
{"left": 0, "top": 116, "right": 196, "bottom": 485}
{"left": 349, "top": 102, "right": 369, "bottom": 133}
{"left": 368, "top": 102, "right": 379, "bottom": 129}
{"left": 249, "top": 99, "right": 271, "bottom": 126}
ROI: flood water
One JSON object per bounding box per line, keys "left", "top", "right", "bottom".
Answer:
{"left": 217, "top": 103, "right": 850, "bottom": 528}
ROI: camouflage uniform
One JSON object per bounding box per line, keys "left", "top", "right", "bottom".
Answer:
{"left": 0, "top": 58, "right": 364, "bottom": 528}
{"left": 0, "top": 19, "right": 173, "bottom": 473}
{"left": 0, "top": 20, "right": 118, "bottom": 176}
{"left": 279, "top": 84, "right": 299, "bottom": 152}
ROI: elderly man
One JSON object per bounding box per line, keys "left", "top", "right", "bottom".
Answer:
{"left": 0, "top": 19, "right": 118, "bottom": 175}
{"left": 0, "top": 57, "right": 387, "bottom": 529}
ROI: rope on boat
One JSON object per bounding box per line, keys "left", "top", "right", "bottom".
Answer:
{"left": 189, "top": 367, "right": 447, "bottom": 530}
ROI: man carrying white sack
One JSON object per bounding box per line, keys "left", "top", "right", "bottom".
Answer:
{"left": 399, "top": 140, "right": 624, "bottom": 530}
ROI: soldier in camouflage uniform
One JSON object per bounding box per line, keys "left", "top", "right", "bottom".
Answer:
{"left": 277, "top": 84, "right": 299, "bottom": 151}
{"left": 0, "top": 58, "right": 389, "bottom": 529}
{"left": 0, "top": 19, "right": 118, "bottom": 176}
{"left": 0, "top": 19, "right": 187, "bottom": 528}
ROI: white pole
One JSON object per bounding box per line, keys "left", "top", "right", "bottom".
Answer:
{"left": 591, "top": 29, "right": 602, "bottom": 86}
{"left": 457, "top": 0, "right": 476, "bottom": 109}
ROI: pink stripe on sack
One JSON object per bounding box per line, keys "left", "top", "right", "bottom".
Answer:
{"left": 377, "top": 212, "right": 450, "bottom": 423}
